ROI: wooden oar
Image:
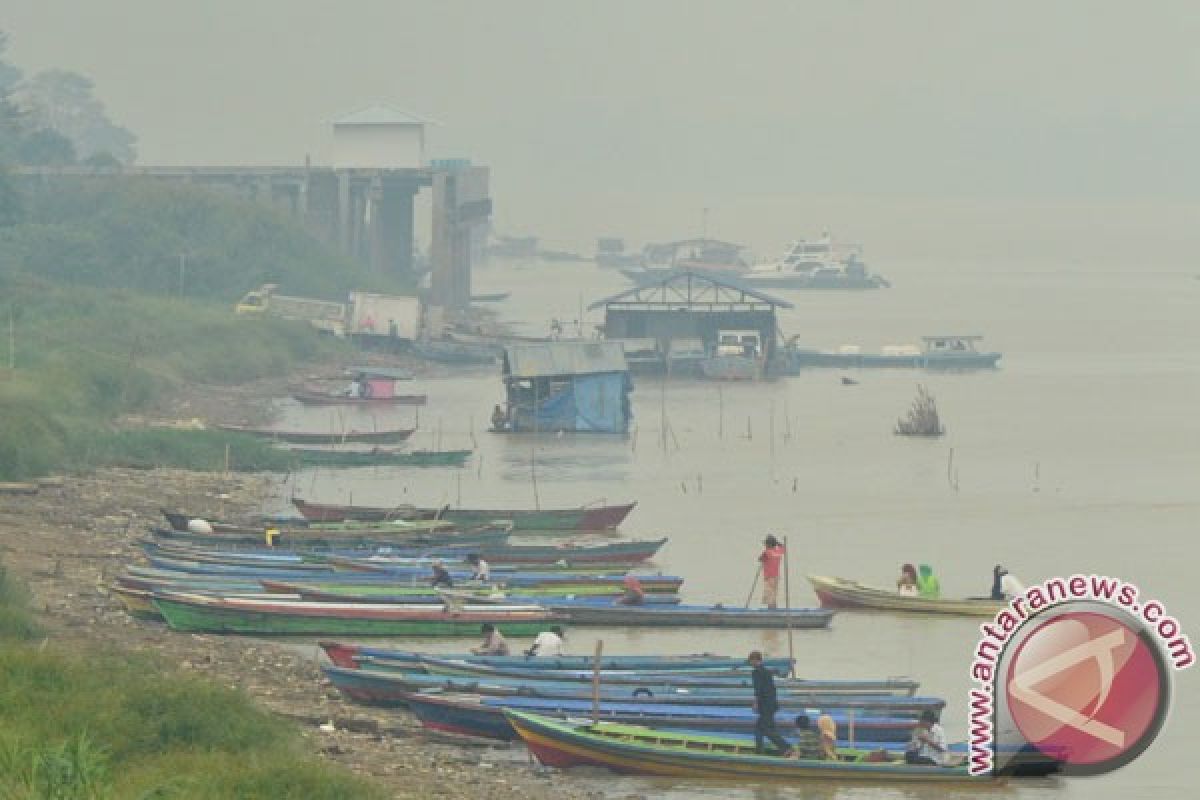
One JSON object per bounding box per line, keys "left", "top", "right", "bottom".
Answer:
{"left": 743, "top": 565, "right": 763, "bottom": 609}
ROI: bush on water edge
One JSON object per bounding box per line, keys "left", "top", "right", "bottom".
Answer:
{"left": 0, "top": 565, "right": 39, "bottom": 640}
{"left": 0, "top": 645, "right": 385, "bottom": 799}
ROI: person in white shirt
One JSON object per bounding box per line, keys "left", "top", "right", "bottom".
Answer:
{"left": 467, "top": 554, "right": 490, "bottom": 583}
{"left": 905, "top": 710, "right": 948, "bottom": 766}
{"left": 526, "top": 626, "right": 565, "bottom": 657}
{"left": 471, "top": 623, "right": 509, "bottom": 656}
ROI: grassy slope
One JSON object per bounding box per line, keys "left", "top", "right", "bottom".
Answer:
{"left": 0, "top": 566, "right": 382, "bottom": 799}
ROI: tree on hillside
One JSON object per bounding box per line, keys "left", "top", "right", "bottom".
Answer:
{"left": 20, "top": 69, "right": 136, "bottom": 164}
{"left": 0, "top": 31, "right": 26, "bottom": 162}
{"left": 0, "top": 166, "right": 20, "bottom": 226}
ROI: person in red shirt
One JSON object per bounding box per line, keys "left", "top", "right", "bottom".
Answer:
{"left": 759, "top": 535, "right": 786, "bottom": 609}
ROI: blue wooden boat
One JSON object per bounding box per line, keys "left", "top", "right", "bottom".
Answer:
{"left": 323, "top": 666, "right": 943, "bottom": 714}
{"left": 402, "top": 692, "right": 925, "bottom": 745}
{"left": 544, "top": 603, "right": 833, "bottom": 629}
{"left": 319, "top": 643, "right": 793, "bottom": 673}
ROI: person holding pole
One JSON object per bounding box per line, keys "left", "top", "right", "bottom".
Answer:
{"left": 748, "top": 650, "right": 793, "bottom": 757}
{"left": 758, "top": 535, "right": 786, "bottom": 609}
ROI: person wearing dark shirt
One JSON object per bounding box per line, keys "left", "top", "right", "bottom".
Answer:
{"left": 429, "top": 560, "right": 454, "bottom": 588}
{"left": 789, "top": 714, "right": 825, "bottom": 759}
{"left": 748, "top": 650, "right": 793, "bottom": 757}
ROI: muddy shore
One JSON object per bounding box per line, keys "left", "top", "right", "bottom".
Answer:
{"left": 0, "top": 468, "right": 608, "bottom": 800}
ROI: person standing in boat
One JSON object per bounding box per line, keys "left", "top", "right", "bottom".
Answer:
{"left": 526, "top": 625, "right": 566, "bottom": 657}
{"left": 491, "top": 403, "right": 508, "bottom": 432}
{"left": 748, "top": 650, "right": 793, "bottom": 757}
{"left": 990, "top": 565, "right": 1025, "bottom": 600}
{"left": 471, "top": 623, "right": 510, "bottom": 656}
{"left": 896, "top": 563, "right": 919, "bottom": 595}
{"left": 758, "top": 535, "right": 786, "bottom": 609}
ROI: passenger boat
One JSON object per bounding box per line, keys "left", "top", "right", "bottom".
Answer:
{"left": 317, "top": 642, "right": 792, "bottom": 673}
{"left": 291, "top": 497, "right": 637, "bottom": 530}
{"left": 290, "top": 389, "right": 427, "bottom": 406}
{"left": 742, "top": 236, "right": 889, "bottom": 290}
{"left": 505, "top": 711, "right": 986, "bottom": 783}
{"left": 215, "top": 424, "right": 415, "bottom": 445}
{"left": 546, "top": 603, "right": 833, "bottom": 629}
{"left": 808, "top": 576, "right": 1005, "bottom": 617}
{"left": 404, "top": 693, "right": 924, "bottom": 745}
{"left": 288, "top": 447, "right": 472, "bottom": 468}
{"left": 151, "top": 592, "right": 563, "bottom": 635}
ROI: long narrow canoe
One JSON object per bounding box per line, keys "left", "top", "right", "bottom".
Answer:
{"left": 318, "top": 643, "right": 792, "bottom": 673}
{"left": 215, "top": 424, "right": 415, "bottom": 444}
{"left": 291, "top": 390, "right": 427, "bottom": 406}
{"left": 400, "top": 657, "right": 919, "bottom": 695}
{"left": 324, "top": 667, "right": 943, "bottom": 714}
{"left": 151, "top": 525, "right": 511, "bottom": 549}
{"left": 404, "top": 692, "right": 925, "bottom": 744}
{"left": 290, "top": 448, "right": 471, "bottom": 468}
{"left": 506, "top": 711, "right": 985, "bottom": 783}
{"left": 547, "top": 604, "right": 833, "bottom": 629}
{"left": 808, "top": 575, "right": 1005, "bottom": 617}
{"left": 282, "top": 585, "right": 679, "bottom": 605}
{"left": 292, "top": 497, "right": 637, "bottom": 531}
{"left": 334, "top": 538, "right": 667, "bottom": 568}
{"left": 152, "top": 593, "right": 564, "bottom": 635}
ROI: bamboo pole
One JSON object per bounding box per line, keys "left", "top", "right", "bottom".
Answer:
{"left": 530, "top": 447, "right": 540, "bottom": 509}
{"left": 744, "top": 565, "right": 762, "bottom": 609}
{"left": 7, "top": 308, "right": 14, "bottom": 371}
{"left": 784, "top": 534, "right": 794, "bottom": 678}
{"left": 591, "top": 639, "right": 603, "bottom": 722}
{"left": 718, "top": 383, "right": 724, "bottom": 439}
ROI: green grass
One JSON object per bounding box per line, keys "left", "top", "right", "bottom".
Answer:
{"left": 0, "top": 566, "right": 39, "bottom": 640}
{"left": 0, "top": 643, "right": 385, "bottom": 799}
{"left": 72, "top": 429, "right": 299, "bottom": 473}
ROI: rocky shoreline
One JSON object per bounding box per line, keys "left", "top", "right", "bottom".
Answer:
{"left": 0, "top": 467, "right": 606, "bottom": 800}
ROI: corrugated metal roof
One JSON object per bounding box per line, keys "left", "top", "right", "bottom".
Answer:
{"left": 333, "top": 105, "right": 429, "bottom": 126}
{"left": 587, "top": 270, "right": 794, "bottom": 310}
{"left": 505, "top": 341, "right": 628, "bottom": 378}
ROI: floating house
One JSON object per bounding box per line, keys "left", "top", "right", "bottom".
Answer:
{"left": 588, "top": 270, "right": 793, "bottom": 377}
{"left": 500, "top": 342, "right": 632, "bottom": 433}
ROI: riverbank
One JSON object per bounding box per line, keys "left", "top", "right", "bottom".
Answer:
{"left": 0, "top": 467, "right": 603, "bottom": 800}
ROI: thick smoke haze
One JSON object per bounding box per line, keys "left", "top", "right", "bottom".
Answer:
{"left": 6, "top": 0, "right": 1199, "bottom": 260}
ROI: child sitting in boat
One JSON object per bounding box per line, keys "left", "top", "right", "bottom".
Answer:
{"left": 615, "top": 574, "right": 646, "bottom": 605}
{"left": 471, "top": 623, "right": 510, "bottom": 656}
{"left": 905, "top": 710, "right": 948, "bottom": 765}
{"left": 896, "top": 563, "right": 919, "bottom": 595}
{"left": 916, "top": 564, "right": 941, "bottom": 599}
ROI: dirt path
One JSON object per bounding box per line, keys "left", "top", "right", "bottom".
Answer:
{"left": 0, "top": 468, "right": 606, "bottom": 800}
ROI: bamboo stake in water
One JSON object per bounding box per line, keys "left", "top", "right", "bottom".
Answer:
{"left": 718, "top": 383, "right": 724, "bottom": 439}
{"left": 7, "top": 308, "right": 13, "bottom": 371}
{"left": 784, "top": 534, "right": 794, "bottom": 677}
{"left": 530, "top": 447, "right": 540, "bottom": 510}
{"left": 591, "top": 639, "right": 604, "bottom": 722}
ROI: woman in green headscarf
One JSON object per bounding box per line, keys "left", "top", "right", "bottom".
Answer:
{"left": 916, "top": 564, "right": 941, "bottom": 599}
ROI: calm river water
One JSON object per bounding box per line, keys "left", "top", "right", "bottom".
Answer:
{"left": 270, "top": 255, "right": 1199, "bottom": 799}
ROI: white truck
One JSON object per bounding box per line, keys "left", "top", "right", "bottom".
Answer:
{"left": 236, "top": 285, "right": 421, "bottom": 341}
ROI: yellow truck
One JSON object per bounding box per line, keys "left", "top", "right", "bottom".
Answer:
{"left": 235, "top": 284, "right": 347, "bottom": 336}
{"left": 235, "top": 285, "right": 421, "bottom": 341}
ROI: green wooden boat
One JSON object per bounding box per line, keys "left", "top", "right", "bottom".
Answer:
{"left": 152, "top": 592, "right": 561, "bottom": 636}
{"left": 291, "top": 448, "right": 472, "bottom": 468}
{"left": 507, "top": 712, "right": 988, "bottom": 784}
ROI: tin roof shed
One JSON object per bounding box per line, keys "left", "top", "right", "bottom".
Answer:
{"left": 504, "top": 342, "right": 628, "bottom": 378}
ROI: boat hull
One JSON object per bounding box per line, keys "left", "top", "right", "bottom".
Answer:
{"left": 291, "top": 391, "right": 427, "bottom": 406}
{"left": 215, "top": 424, "right": 415, "bottom": 444}
{"left": 292, "top": 449, "right": 472, "bottom": 468}
{"left": 809, "top": 576, "right": 1005, "bottom": 617}
{"left": 550, "top": 604, "right": 833, "bottom": 628}
{"left": 291, "top": 498, "right": 637, "bottom": 531}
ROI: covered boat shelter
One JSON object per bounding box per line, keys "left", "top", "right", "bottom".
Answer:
{"left": 588, "top": 270, "right": 793, "bottom": 374}
{"left": 500, "top": 342, "right": 632, "bottom": 433}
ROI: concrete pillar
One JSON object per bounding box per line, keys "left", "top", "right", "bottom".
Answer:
{"left": 380, "top": 177, "right": 417, "bottom": 278}
{"left": 367, "top": 175, "right": 387, "bottom": 274}
{"left": 337, "top": 171, "right": 351, "bottom": 256}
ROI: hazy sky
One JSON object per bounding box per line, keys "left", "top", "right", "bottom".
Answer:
{"left": 6, "top": 1, "right": 1199, "bottom": 257}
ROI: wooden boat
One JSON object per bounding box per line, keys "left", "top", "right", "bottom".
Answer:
{"left": 289, "top": 448, "right": 471, "bottom": 468}
{"left": 412, "top": 339, "right": 499, "bottom": 365}
{"left": 506, "top": 711, "right": 985, "bottom": 784}
{"left": 333, "top": 537, "right": 666, "bottom": 568}
{"left": 291, "top": 497, "right": 637, "bottom": 531}
{"left": 151, "top": 592, "right": 563, "bottom": 635}
{"left": 547, "top": 604, "right": 833, "bottom": 629}
{"left": 215, "top": 424, "right": 414, "bottom": 445}
{"left": 279, "top": 584, "right": 678, "bottom": 604}
{"left": 470, "top": 292, "right": 511, "bottom": 303}
{"left": 325, "top": 667, "right": 942, "bottom": 715}
{"left": 808, "top": 575, "right": 1005, "bottom": 617}
{"left": 402, "top": 692, "right": 922, "bottom": 744}
{"left": 318, "top": 642, "right": 791, "bottom": 673}
{"left": 291, "top": 389, "right": 427, "bottom": 406}
{"left": 398, "top": 657, "right": 918, "bottom": 695}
